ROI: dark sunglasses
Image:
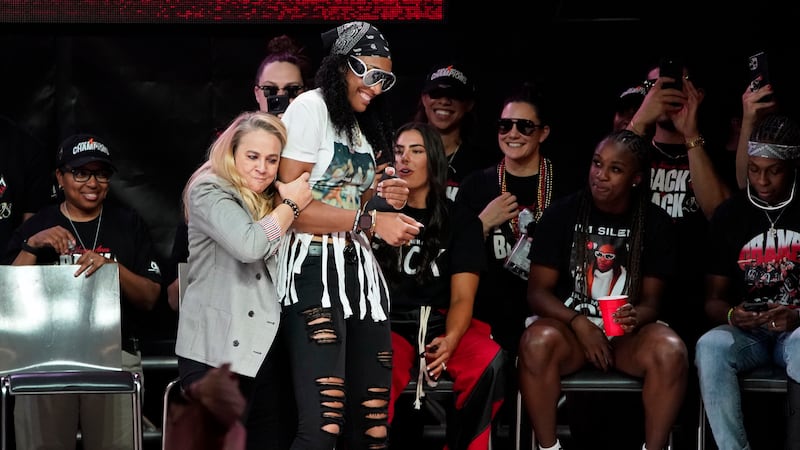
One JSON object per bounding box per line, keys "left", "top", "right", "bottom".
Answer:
{"left": 426, "top": 87, "right": 470, "bottom": 101}
{"left": 257, "top": 85, "right": 304, "bottom": 99}
{"left": 497, "top": 118, "right": 545, "bottom": 136}
{"left": 347, "top": 56, "right": 396, "bottom": 92}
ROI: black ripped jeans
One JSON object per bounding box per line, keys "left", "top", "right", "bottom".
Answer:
{"left": 281, "top": 247, "right": 392, "bottom": 450}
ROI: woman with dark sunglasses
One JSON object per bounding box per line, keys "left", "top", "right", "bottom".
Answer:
{"left": 455, "top": 81, "right": 562, "bottom": 356}
{"left": 518, "top": 130, "right": 687, "bottom": 450}
{"left": 275, "top": 21, "right": 421, "bottom": 450}
{"left": 252, "top": 34, "right": 314, "bottom": 116}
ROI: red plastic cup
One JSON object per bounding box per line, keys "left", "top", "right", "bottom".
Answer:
{"left": 597, "top": 295, "right": 628, "bottom": 337}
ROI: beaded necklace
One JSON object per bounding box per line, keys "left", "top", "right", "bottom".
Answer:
{"left": 497, "top": 156, "right": 554, "bottom": 238}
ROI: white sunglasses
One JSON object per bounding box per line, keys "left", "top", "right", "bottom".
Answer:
{"left": 347, "top": 56, "right": 396, "bottom": 92}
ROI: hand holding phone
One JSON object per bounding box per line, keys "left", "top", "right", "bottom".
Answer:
{"left": 267, "top": 95, "right": 290, "bottom": 115}
{"left": 659, "top": 56, "right": 684, "bottom": 91}
{"left": 748, "top": 51, "right": 773, "bottom": 103}
{"left": 742, "top": 301, "right": 768, "bottom": 312}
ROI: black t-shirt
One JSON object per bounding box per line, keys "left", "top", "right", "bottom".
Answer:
{"left": 708, "top": 188, "right": 800, "bottom": 306}
{"left": 445, "top": 137, "right": 501, "bottom": 202}
{"left": 5, "top": 203, "right": 162, "bottom": 341}
{"left": 649, "top": 140, "right": 737, "bottom": 280}
{"left": 0, "top": 117, "right": 55, "bottom": 252}
{"left": 374, "top": 199, "right": 485, "bottom": 311}
{"left": 455, "top": 161, "right": 565, "bottom": 352}
{"left": 531, "top": 191, "right": 676, "bottom": 324}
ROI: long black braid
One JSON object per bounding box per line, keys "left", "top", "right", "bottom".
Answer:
{"left": 573, "top": 130, "right": 651, "bottom": 307}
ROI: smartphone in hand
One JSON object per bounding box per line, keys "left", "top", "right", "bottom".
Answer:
{"left": 659, "top": 56, "right": 684, "bottom": 91}
{"left": 748, "top": 51, "right": 773, "bottom": 103}
{"left": 742, "top": 301, "right": 769, "bottom": 312}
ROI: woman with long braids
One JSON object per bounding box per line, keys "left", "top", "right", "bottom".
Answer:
{"left": 517, "top": 130, "right": 688, "bottom": 450}
{"left": 372, "top": 122, "right": 506, "bottom": 449}
{"left": 696, "top": 112, "right": 800, "bottom": 450}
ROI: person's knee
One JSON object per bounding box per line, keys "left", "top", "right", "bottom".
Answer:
{"left": 518, "top": 324, "right": 561, "bottom": 366}
{"left": 694, "top": 328, "right": 730, "bottom": 369}
{"left": 650, "top": 334, "right": 689, "bottom": 374}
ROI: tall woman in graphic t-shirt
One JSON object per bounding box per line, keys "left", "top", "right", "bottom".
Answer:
{"left": 275, "top": 21, "right": 420, "bottom": 450}
{"left": 518, "top": 130, "right": 687, "bottom": 450}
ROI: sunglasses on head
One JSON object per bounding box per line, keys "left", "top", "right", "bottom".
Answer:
{"left": 497, "top": 118, "right": 545, "bottom": 136}
{"left": 347, "top": 56, "right": 396, "bottom": 92}
{"left": 257, "top": 85, "right": 305, "bottom": 99}
{"left": 426, "top": 87, "right": 469, "bottom": 101}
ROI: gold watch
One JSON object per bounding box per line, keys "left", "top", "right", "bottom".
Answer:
{"left": 685, "top": 135, "right": 705, "bottom": 150}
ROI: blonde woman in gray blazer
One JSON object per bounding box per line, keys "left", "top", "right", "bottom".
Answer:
{"left": 174, "top": 111, "right": 311, "bottom": 444}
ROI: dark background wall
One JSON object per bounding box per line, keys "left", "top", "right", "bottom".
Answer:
{"left": 2, "top": 2, "right": 799, "bottom": 343}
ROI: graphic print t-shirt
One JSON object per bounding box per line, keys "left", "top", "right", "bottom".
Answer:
{"left": 708, "top": 189, "right": 800, "bottom": 306}
{"left": 281, "top": 89, "right": 376, "bottom": 210}
{"left": 531, "top": 192, "right": 675, "bottom": 327}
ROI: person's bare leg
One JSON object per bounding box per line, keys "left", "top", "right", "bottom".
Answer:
{"left": 614, "top": 323, "right": 688, "bottom": 450}
{"left": 518, "top": 318, "right": 585, "bottom": 448}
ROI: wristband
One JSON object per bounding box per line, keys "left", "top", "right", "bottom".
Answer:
{"left": 727, "top": 307, "right": 735, "bottom": 326}
{"left": 21, "top": 239, "right": 42, "bottom": 256}
{"left": 282, "top": 198, "right": 300, "bottom": 219}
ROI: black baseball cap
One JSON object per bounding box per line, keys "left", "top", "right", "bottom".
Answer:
{"left": 422, "top": 62, "right": 475, "bottom": 99}
{"left": 56, "top": 134, "right": 116, "bottom": 171}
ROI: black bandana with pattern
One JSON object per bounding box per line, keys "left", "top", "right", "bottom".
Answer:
{"left": 321, "top": 21, "right": 391, "bottom": 58}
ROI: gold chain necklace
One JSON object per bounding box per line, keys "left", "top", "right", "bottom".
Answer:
{"left": 497, "top": 157, "right": 553, "bottom": 237}
{"left": 651, "top": 139, "right": 687, "bottom": 160}
{"left": 63, "top": 203, "right": 103, "bottom": 252}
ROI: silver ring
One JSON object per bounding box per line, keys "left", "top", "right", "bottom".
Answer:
{"left": 441, "top": 362, "right": 447, "bottom": 371}
{"left": 89, "top": 259, "right": 94, "bottom": 265}
{"left": 772, "top": 321, "right": 777, "bottom": 328}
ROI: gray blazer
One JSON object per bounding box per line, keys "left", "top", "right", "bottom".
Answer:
{"left": 175, "top": 173, "right": 282, "bottom": 378}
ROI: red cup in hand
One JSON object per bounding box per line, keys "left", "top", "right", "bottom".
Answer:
{"left": 597, "top": 295, "right": 628, "bottom": 337}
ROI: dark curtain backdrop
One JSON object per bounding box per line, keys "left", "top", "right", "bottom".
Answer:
{"left": 1, "top": 4, "right": 798, "bottom": 344}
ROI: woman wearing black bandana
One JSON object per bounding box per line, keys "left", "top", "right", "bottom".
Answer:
{"left": 276, "top": 21, "right": 422, "bottom": 450}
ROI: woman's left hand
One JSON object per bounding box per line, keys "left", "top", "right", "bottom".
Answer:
{"left": 763, "top": 303, "right": 799, "bottom": 332}
{"left": 424, "top": 335, "right": 454, "bottom": 380}
{"left": 73, "top": 251, "right": 107, "bottom": 278}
